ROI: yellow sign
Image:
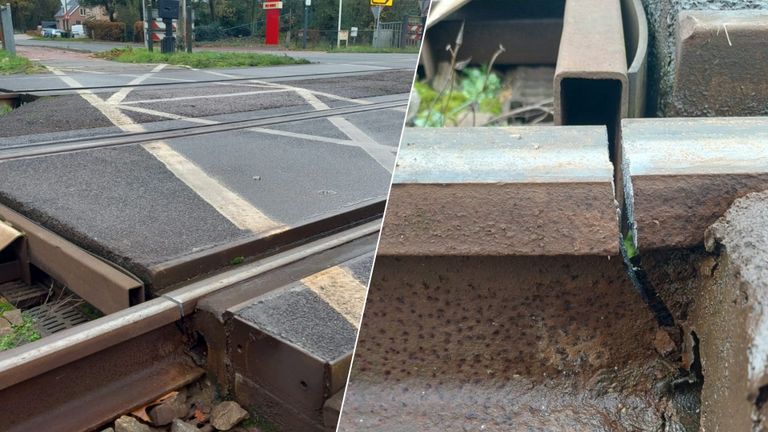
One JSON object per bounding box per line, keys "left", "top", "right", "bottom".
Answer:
{"left": 370, "top": 0, "right": 393, "bottom": 6}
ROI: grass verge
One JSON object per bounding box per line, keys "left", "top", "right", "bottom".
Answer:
{"left": 96, "top": 47, "right": 309, "bottom": 68}
{"left": 0, "top": 50, "right": 45, "bottom": 75}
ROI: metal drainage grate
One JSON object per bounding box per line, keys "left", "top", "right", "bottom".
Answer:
{"left": 27, "top": 302, "right": 90, "bottom": 336}
{"left": 0, "top": 281, "right": 48, "bottom": 309}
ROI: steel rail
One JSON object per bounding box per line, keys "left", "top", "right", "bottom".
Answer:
{"left": 0, "top": 218, "right": 380, "bottom": 390}
{"left": 0, "top": 98, "right": 407, "bottom": 161}
{"left": 0, "top": 67, "right": 413, "bottom": 94}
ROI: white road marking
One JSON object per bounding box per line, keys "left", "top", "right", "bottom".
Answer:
{"left": 116, "top": 104, "right": 217, "bottom": 124}
{"left": 329, "top": 117, "right": 396, "bottom": 171}
{"left": 106, "top": 63, "right": 167, "bottom": 105}
{"left": 248, "top": 127, "right": 360, "bottom": 146}
{"left": 180, "top": 68, "right": 394, "bottom": 170}
{"left": 119, "top": 88, "right": 290, "bottom": 105}
{"left": 143, "top": 141, "right": 285, "bottom": 233}
{"left": 48, "top": 67, "right": 145, "bottom": 133}
{"left": 301, "top": 266, "right": 367, "bottom": 327}
{"left": 47, "top": 66, "right": 282, "bottom": 234}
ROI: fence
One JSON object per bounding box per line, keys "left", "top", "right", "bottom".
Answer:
{"left": 374, "top": 17, "right": 423, "bottom": 49}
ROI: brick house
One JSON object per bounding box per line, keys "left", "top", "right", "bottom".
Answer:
{"left": 55, "top": 0, "right": 108, "bottom": 31}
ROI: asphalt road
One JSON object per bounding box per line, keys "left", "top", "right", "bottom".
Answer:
{"left": 0, "top": 43, "right": 414, "bottom": 288}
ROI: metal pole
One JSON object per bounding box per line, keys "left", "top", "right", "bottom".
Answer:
{"left": 143, "top": 0, "right": 151, "bottom": 51}
{"left": 0, "top": 3, "right": 14, "bottom": 54}
{"left": 162, "top": 17, "right": 172, "bottom": 52}
{"left": 302, "top": 1, "right": 308, "bottom": 49}
{"left": 336, "top": 0, "right": 341, "bottom": 49}
{"left": 185, "top": 1, "right": 192, "bottom": 52}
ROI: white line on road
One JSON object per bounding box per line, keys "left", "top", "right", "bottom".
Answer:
{"left": 46, "top": 66, "right": 282, "bottom": 234}
{"left": 106, "top": 64, "right": 167, "bottom": 105}
{"left": 143, "top": 141, "right": 285, "bottom": 233}
{"left": 48, "top": 67, "right": 145, "bottom": 133}
{"left": 192, "top": 69, "right": 395, "bottom": 171}
{"left": 301, "top": 266, "right": 367, "bottom": 327}
{"left": 119, "top": 88, "right": 290, "bottom": 105}
{"left": 115, "top": 104, "right": 217, "bottom": 124}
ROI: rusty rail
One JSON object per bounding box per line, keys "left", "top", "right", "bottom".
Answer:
{"left": 554, "top": 0, "right": 628, "bottom": 128}
{"left": 0, "top": 98, "right": 407, "bottom": 162}
{"left": 0, "top": 203, "right": 144, "bottom": 313}
{"left": 0, "top": 218, "right": 380, "bottom": 431}
{"left": 0, "top": 68, "right": 414, "bottom": 94}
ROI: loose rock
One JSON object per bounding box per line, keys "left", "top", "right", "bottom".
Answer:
{"left": 114, "top": 416, "right": 153, "bottom": 432}
{"left": 170, "top": 419, "right": 199, "bottom": 432}
{"left": 210, "top": 401, "right": 249, "bottom": 431}
{"left": 3, "top": 309, "right": 22, "bottom": 326}
{"left": 148, "top": 390, "right": 189, "bottom": 426}
{"left": 0, "top": 318, "right": 12, "bottom": 336}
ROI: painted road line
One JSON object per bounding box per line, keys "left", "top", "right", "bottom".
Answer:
{"left": 47, "top": 66, "right": 283, "bottom": 235}
{"left": 106, "top": 64, "right": 167, "bottom": 105}
{"left": 115, "top": 104, "right": 218, "bottom": 124}
{"left": 119, "top": 88, "right": 291, "bottom": 105}
{"left": 47, "top": 67, "right": 144, "bottom": 133}
{"left": 301, "top": 266, "right": 367, "bottom": 327}
{"left": 142, "top": 141, "right": 285, "bottom": 233}
{"left": 196, "top": 69, "right": 393, "bottom": 171}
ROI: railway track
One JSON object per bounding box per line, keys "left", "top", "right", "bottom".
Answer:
{"left": 0, "top": 49, "right": 408, "bottom": 431}
{"left": 0, "top": 67, "right": 414, "bottom": 95}
{"left": 0, "top": 207, "right": 380, "bottom": 431}
{"left": 0, "top": 98, "right": 407, "bottom": 161}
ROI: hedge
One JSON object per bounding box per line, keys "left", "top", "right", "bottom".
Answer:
{"left": 84, "top": 20, "right": 125, "bottom": 41}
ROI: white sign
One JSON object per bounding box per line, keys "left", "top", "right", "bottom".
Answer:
{"left": 370, "top": 5, "right": 382, "bottom": 20}
{"left": 263, "top": 1, "right": 283, "bottom": 9}
{"left": 339, "top": 30, "right": 349, "bottom": 41}
{"left": 305, "top": 0, "right": 311, "bottom": 5}
{"left": 350, "top": 26, "right": 358, "bottom": 37}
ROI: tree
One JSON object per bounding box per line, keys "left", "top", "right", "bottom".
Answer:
{"left": 79, "top": 0, "right": 126, "bottom": 21}
{"left": 9, "top": 0, "right": 60, "bottom": 30}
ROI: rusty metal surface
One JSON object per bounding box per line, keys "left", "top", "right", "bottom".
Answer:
{"left": 231, "top": 313, "right": 350, "bottom": 423}
{"left": 554, "top": 0, "right": 628, "bottom": 125}
{"left": 671, "top": 10, "right": 768, "bottom": 117}
{"left": 621, "top": 0, "right": 648, "bottom": 117}
{"left": 0, "top": 203, "right": 144, "bottom": 313}
{"left": 339, "top": 255, "right": 681, "bottom": 431}
{"left": 193, "top": 228, "right": 377, "bottom": 401}
{"left": 0, "top": 219, "right": 378, "bottom": 393}
{"left": 622, "top": 117, "right": 768, "bottom": 251}
{"left": 0, "top": 324, "right": 203, "bottom": 432}
{"left": 422, "top": 0, "right": 564, "bottom": 76}
{"left": 641, "top": 0, "right": 768, "bottom": 117}
{"left": 0, "top": 92, "right": 36, "bottom": 110}
{"left": 0, "top": 260, "right": 20, "bottom": 283}
{"left": 235, "top": 374, "right": 327, "bottom": 432}
{"left": 227, "top": 252, "right": 369, "bottom": 431}
{"left": 699, "top": 191, "right": 768, "bottom": 431}
{"left": 0, "top": 99, "right": 406, "bottom": 162}
{"left": 151, "top": 201, "right": 384, "bottom": 292}
{"left": 379, "top": 127, "right": 618, "bottom": 256}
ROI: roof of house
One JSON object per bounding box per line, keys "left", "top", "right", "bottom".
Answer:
{"left": 54, "top": 0, "right": 80, "bottom": 18}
